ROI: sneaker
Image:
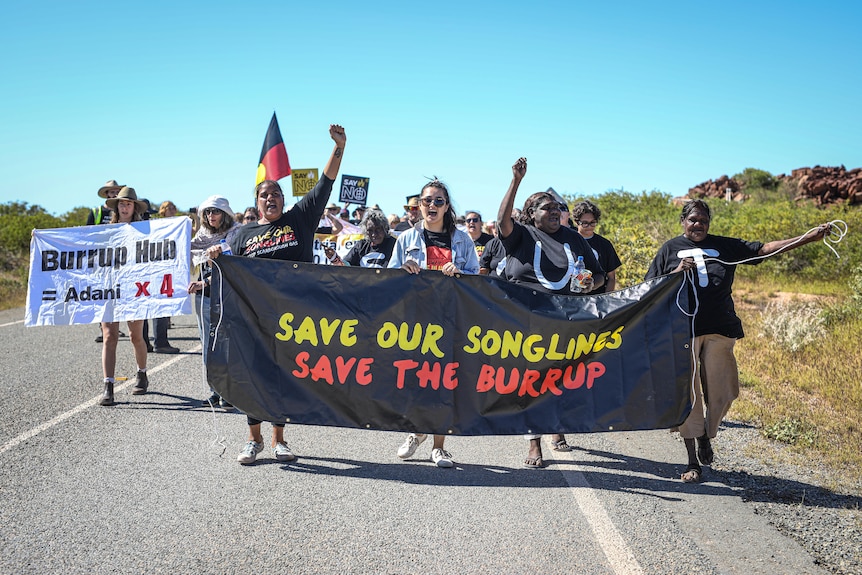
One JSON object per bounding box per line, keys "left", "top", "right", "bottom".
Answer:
{"left": 95, "top": 334, "right": 103, "bottom": 343}
{"left": 237, "top": 441, "right": 264, "bottom": 465}
{"left": 131, "top": 371, "right": 149, "bottom": 395}
{"left": 219, "top": 397, "right": 233, "bottom": 409}
{"left": 397, "top": 433, "right": 427, "bottom": 459}
{"left": 431, "top": 448, "right": 454, "bottom": 468}
{"left": 154, "top": 344, "right": 180, "bottom": 354}
{"left": 273, "top": 442, "right": 295, "bottom": 462}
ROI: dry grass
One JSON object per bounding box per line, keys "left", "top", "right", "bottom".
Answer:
{"left": 732, "top": 275, "right": 862, "bottom": 491}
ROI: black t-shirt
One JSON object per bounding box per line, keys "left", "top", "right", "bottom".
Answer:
{"left": 471, "top": 232, "right": 494, "bottom": 260}
{"left": 500, "top": 222, "right": 604, "bottom": 295}
{"left": 344, "top": 235, "right": 396, "bottom": 268}
{"left": 394, "top": 220, "right": 413, "bottom": 232}
{"left": 422, "top": 229, "right": 453, "bottom": 271}
{"left": 645, "top": 234, "right": 763, "bottom": 338}
{"left": 479, "top": 236, "right": 507, "bottom": 277}
{"left": 231, "top": 175, "right": 334, "bottom": 262}
{"left": 583, "top": 233, "right": 622, "bottom": 294}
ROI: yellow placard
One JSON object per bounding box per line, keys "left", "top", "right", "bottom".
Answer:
{"left": 291, "top": 168, "right": 319, "bottom": 197}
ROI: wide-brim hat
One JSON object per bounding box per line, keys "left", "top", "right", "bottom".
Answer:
{"left": 404, "top": 195, "right": 420, "bottom": 210}
{"left": 325, "top": 202, "right": 339, "bottom": 210}
{"left": 197, "top": 195, "right": 235, "bottom": 220}
{"left": 97, "top": 179, "right": 124, "bottom": 199}
{"left": 105, "top": 187, "right": 149, "bottom": 214}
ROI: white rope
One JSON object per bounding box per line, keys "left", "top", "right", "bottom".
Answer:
{"left": 198, "top": 264, "right": 226, "bottom": 457}
{"left": 706, "top": 220, "right": 847, "bottom": 266}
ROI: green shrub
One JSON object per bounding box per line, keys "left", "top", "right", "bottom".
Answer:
{"left": 763, "top": 417, "right": 817, "bottom": 447}
{"left": 759, "top": 300, "right": 826, "bottom": 352}
{"left": 734, "top": 167, "right": 776, "bottom": 190}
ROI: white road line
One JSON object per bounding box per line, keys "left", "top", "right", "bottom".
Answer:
{"left": 557, "top": 447, "right": 646, "bottom": 575}
{"left": 0, "top": 319, "right": 24, "bottom": 327}
{"left": 0, "top": 347, "right": 201, "bottom": 456}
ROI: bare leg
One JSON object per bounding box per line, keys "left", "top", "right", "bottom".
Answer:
{"left": 681, "top": 437, "right": 702, "bottom": 482}
{"left": 248, "top": 423, "right": 264, "bottom": 444}
{"left": 127, "top": 320, "right": 147, "bottom": 369}
{"left": 272, "top": 426, "right": 285, "bottom": 447}
{"left": 101, "top": 322, "right": 119, "bottom": 378}
{"left": 432, "top": 435, "right": 446, "bottom": 450}
{"left": 526, "top": 437, "right": 543, "bottom": 464}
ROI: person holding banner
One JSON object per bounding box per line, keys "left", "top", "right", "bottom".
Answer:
{"left": 98, "top": 187, "right": 152, "bottom": 406}
{"left": 389, "top": 179, "right": 479, "bottom": 468}
{"left": 188, "top": 195, "right": 242, "bottom": 409}
{"left": 497, "top": 157, "right": 606, "bottom": 468}
{"left": 343, "top": 209, "right": 396, "bottom": 268}
{"left": 208, "top": 124, "right": 347, "bottom": 465}
{"left": 646, "top": 199, "right": 833, "bottom": 483}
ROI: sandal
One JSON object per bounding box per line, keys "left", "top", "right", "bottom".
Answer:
{"left": 523, "top": 456, "right": 544, "bottom": 468}
{"left": 681, "top": 465, "right": 702, "bottom": 483}
{"left": 551, "top": 439, "right": 573, "bottom": 452}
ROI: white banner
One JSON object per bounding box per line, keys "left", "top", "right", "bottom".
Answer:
{"left": 26, "top": 217, "right": 193, "bottom": 327}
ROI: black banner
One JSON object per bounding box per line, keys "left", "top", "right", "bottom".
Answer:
{"left": 207, "top": 256, "right": 692, "bottom": 435}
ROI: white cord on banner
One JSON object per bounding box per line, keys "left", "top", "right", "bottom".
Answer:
{"left": 674, "top": 219, "right": 848, "bottom": 403}
{"left": 199, "top": 263, "right": 226, "bottom": 457}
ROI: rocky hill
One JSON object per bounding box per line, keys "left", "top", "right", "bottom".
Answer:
{"left": 688, "top": 165, "right": 862, "bottom": 205}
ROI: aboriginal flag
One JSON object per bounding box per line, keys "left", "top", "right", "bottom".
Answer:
{"left": 255, "top": 112, "right": 291, "bottom": 184}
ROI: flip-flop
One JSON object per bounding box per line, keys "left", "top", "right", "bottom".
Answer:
{"left": 523, "top": 456, "right": 544, "bottom": 468}
{"left": 551, "top": 440, "right": 573, "bottom": 452}
{"left": 681, "top": 465, "right": 702, "bottom": 483}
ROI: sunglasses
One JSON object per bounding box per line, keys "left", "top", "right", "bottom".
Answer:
{"left": 420, "top": 196, "right": 447, "bottom": 207}
{"left": 465, "top": 217, "right": 480, "bottom": 224}
{"left": 577, "top": 220, "right": 598, "bottom": 227}
{"left": 203, "top": 208, "right": 222, "bottom": 216}
{"left": 538, "top": 202, "right": 568, "bottom": 212}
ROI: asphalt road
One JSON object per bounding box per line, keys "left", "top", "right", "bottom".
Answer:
{"left": 0, "top": 306, "right": 828, "bottom": 575}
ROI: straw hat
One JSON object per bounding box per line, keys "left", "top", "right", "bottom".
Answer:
{"left": 97, "top": 179, "right": 124, "bottom": 199}
{"left": 105, "top": 187, "right": 149, "bottom": 214}
{"left": 403, "top": 195, "right": 420, "bottom": 210}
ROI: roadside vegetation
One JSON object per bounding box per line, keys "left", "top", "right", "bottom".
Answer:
{"left": 2, "top": 169, "right": 860, "bottom": 487}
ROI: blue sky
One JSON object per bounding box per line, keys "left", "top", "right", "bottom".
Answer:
{"left": 1, "top": 1, "right": 859, "bottom": 220}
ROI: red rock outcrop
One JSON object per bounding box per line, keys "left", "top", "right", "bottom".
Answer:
{"left": 777, "top": 165, "right": 862, "bottom": 205}
{"left": 688, "top": 175, "right": 748, "bottom": 202}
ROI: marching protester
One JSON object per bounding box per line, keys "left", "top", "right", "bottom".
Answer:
{"left": 208, "top": 124, "right": 347, "bottom": 465}
{"left": 478, "top": 236, "right": 507, "bottom": 277}
{"left": 394, "top": 195, "right": 421, "bottom": 232}
{"left": 241, "top": 206, "right": 259, "bottom": 224}
{"left": 88, "top": 180, "right": 126, "bottom": 343}
{"left": 645, "top": 199, "right": 833, "bottom": 483}
{"left": 572, "top": 200, "right": 621, "bottom": 293}
{"left": 187, "top": 195, "right": 242, "bottom": 409}
{"left": 98, "top": 187, "right": 152, "bottom": 405}
{"left": 496, "top": 158, "right": 605, "bottom": 468}
{"left": 389, "top": 178, "right": 480, "bottom": 468}
{"left": 464, "top": 210, "right": 495, "bottom": 261}
{"left": 343, "top": 208, "right": 396, "bottom": 268}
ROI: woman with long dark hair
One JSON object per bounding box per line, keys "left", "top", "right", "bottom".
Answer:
{"left": 389, "top": 178, "right": 479, "bottom": 468}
